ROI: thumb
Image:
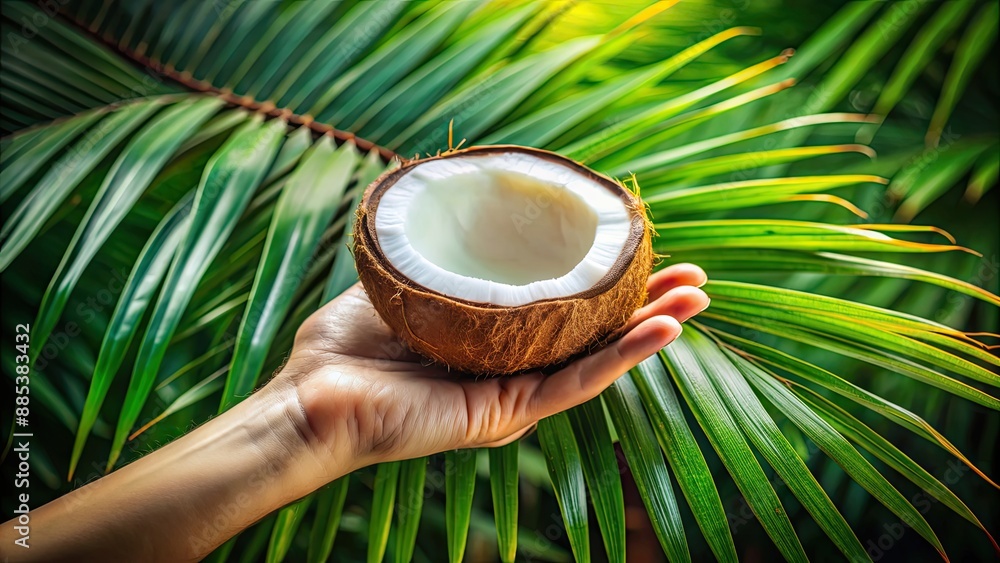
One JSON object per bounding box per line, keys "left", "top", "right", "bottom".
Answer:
{"left": 527, "top": 315, "right": 682, "bottom": 421}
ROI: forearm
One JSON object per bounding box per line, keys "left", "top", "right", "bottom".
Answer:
{"left": 1, "top": 380, "right": 338, "bottom": 562}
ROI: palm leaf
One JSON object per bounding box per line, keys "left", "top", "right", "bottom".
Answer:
{"left": 369, "top": 461, "right": 401, "bottom": 563}
{"left": 394, "top": 457, "right": 428, "bottom": 563}
{"left": 566, "top": 400, "right": 626, "bottom": 563}
{"left": 445, "top": 449, "right": 477, "bottom": 563}
{"left": 110, "top": 116, "right": 285, "bottom": 468}
{"left": 488, "top": 442, "right": 519, "bottom": 563}
{"left": 219, "top": 137, "right": 358, "bottom": 410}
{"left": 632, "top": 357, "right": 738, "bottom": 563}
{"left": 605, "top": 376, "right": 690, "bottom": 562}
{"left": 537, "top": 414, "right": 590, "bottom": 562}
{"left": 306, "top": 477, "right": 350, "bottom": 563}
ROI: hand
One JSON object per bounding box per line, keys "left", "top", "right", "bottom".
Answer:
{"left": 0, "top": 264, "right": 709, "bottom": 563}
{"left": 276, "top": 263, "right": 709, "bottom": 475}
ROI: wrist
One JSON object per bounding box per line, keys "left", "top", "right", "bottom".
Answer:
{"left": 279, "top": 360, "right": 383, "bottom": 473}
{"left": 0, "top": 376, "right": 346, "bottom": 563}
{"left": 245, "top": 377, "right": 343, "bottom": 497}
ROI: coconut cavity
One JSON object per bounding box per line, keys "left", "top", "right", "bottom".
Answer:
{"left": 403, "top": 171, "right": 597, "bottom": 284}
{"left": 355, "top": 146, "right": 652, "bottom": 375}
{"left": 373, "top": 151, "right": 633, "bottom": 306}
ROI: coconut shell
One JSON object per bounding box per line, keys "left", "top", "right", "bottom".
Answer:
{"left": 353, "top": 145, "right": 653, "bottom": 375}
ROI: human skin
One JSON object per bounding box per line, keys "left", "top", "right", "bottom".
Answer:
{"left": 0, "top": 264, "right": 709, "bottom": 562}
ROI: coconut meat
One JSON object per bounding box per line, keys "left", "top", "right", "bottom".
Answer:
{"left": 374, "top": 152, "right": 633, "bottom": 306}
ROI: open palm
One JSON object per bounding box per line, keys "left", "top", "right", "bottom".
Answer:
{"left": 283, "top": 264, "right": 709, "bottom": 472}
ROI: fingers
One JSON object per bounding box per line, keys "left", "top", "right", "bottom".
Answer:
{"left": 629, "top": 263, "right": 708, "bottom": 332}
{"left": 646, "top": 263, "right": 707, "bottom": 302}
{"left": 478, "top": 422, "right": 537, "bottom": 448}
{"left": 458, "top": 268, "right": 707, "bottom": 447}
{"left": 528, "top": 315, "right": 682, "bottom": 421}
{"left": 625, "top": 285, "right": 710, "bottom": 333}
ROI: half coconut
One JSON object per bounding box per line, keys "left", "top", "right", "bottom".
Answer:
{"left": 354, "top": 145, "right": 652, "bottom": 375}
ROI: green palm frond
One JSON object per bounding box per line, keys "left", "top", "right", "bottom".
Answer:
{"left": 1, "top": 1, "right": 997, "bottom": 562}
{"left": 763, "top": 0, "right": 998, "bottom": 221}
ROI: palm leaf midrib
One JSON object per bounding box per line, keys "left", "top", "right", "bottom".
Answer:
{"left": 47, "top": 6, "right": 400, "bottom": 161}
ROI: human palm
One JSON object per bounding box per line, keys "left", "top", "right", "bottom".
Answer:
{"left": 282, "top": 264, "right": 709, "bottom": 474}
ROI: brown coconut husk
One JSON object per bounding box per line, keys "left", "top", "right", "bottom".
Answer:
{"left": 354, "top": 145, "right": 653, "bottom": 375}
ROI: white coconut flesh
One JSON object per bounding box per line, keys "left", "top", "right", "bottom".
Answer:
{"left": 373, "top": 152, "right": 634, "bottom": 307}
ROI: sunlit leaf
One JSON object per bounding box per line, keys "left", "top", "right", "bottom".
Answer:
{"left": 109, "top": 116, "right": 284, "bottom": 469}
